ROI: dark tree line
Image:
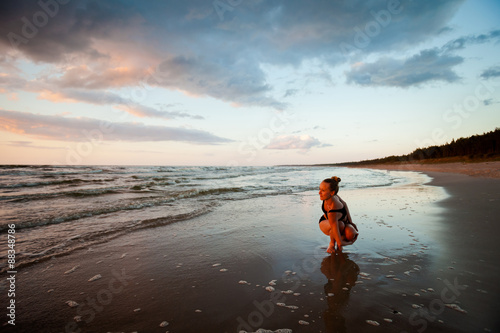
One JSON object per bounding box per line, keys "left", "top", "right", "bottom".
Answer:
{"left": 338, "top": 128, "right": 500, "bottom": 166}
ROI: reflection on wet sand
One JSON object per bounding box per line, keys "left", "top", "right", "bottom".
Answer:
{"left": 320, "top": 253, "right": 360, "bottom": 333}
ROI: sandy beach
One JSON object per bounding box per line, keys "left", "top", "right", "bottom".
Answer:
{"left": 2, "top": 1, "right": 499, "bottom": 332}
{"left": 2, "top": 166, "right": 499, "bottom": 332}
{"left": 348, "top": 161, "right": 500, "bottom": 179}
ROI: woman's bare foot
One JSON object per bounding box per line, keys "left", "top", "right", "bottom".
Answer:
{"left": 327, "top": 241, "right": 336, "bottom": 253}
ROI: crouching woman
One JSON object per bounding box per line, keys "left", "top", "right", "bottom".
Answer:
{"left": 319, "top": 176, "right": 358, "bottom": 253}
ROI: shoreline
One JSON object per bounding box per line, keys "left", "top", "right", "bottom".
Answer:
{"left": 2, "top": 169, "right": 499, "bottom": 332}
{"left": 345, "top": 160, "right": 500, "bottom": 179}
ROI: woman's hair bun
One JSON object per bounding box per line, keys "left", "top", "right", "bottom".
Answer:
{"left": 332, "top": 176, "right": 341, "bottom": 182}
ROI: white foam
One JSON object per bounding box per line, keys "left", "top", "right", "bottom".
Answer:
{"left": 88, "top": 274, "right": 102, "bottom": 282}
{"left": 445, "top": 303, "right": 467, "bottom": 314}
{"left": 366, "top": 320, "right": 380, "bottom": 326}
{"left": 64, "top": 265, "right": 79, "bottom": 274}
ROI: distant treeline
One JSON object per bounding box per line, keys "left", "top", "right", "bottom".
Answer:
{"left": 338, "top": 128, "right": 500, "bottom": 166}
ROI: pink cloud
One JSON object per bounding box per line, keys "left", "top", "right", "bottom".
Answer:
{"left": 0, "top": 109, "right": 230, "bottom": 144}
{"left": 265, "top": 135, "right": 330, "bottom": 150}
{"left": 49, "top": 65, "right": 149, "bottom": 90}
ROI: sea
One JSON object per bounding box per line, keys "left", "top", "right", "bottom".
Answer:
{"left": 0, "top": 165, "right": 414, "bottom": 271}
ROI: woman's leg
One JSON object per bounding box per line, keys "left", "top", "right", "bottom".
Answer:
{"left": 319, "top": 220, "right": 336, "bottom": 252}
{"left": 320, "top": 219, "right": 347, "bottom": 253}
{"left": 323, "top": 217, "right": 358, "bottom": 244}
{"left": 319, "top": 219, "right": 331, "bottom": 235}
{"left": 343, "top": 224, "right": 358, "bottom": 242}
{"left": 320, "top": 219, "right": 345, "bottom": 236}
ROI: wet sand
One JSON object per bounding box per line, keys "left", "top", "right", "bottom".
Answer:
{"left": 2, "top": 169, "right": 499, "bottom": 332}
{"left": 348, "top": 161, "right": 500, "bottom": 178}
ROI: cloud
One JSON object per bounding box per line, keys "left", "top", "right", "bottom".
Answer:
{"left": 0, "top": 1, "right": 143, "bottom": 63}
{"left": 0, "top": 0, "right": 467, "bottom": 108}
{"left": 0, "top": 73, "right": 203, "bottom": 120}
{"left": 482, "top": 98, "right": 499, "bottom": 106}
{"left": 115, "top": 104, "right": 204, "bottom": 120}
{"left": 345, "top": 48, "right": 463, "bottom": 87}
{"left": 51, "top": 88, "right": 203, "bottom": 119}
{"left": 154, "top": 56, "right": 286, "bottom": 109}
{"left": 5, "top": 140, "right": 34, "bottom": 147}
{"left": 0, "top": 109, "right": 231, "bottom": 144}
{"left": 265, "top": 134, "right": 330, "bottom": 150}
{"left": 283, "top": 89, "right": 299, "bottom": 98}
{"left": 47, "top": 65, "right": 148, "bottom": 90}
{"left": 480, "top": 66, "right": 500, "bottom": 80}
{"left": 443, "top": 29, "right": 500, "bottom": 52}
{"left": 2, "top": 140, "right": 61, "bottom": 149}
{"left": 344, "top": 29, "right": 500, "bottom": 88}
{"left": 0, "top": 72, "right": 27, "bottom": 90}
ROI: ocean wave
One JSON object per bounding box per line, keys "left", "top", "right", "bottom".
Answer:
{"left": 0, "top": 195, "right": 172, "bottom": 231}
{"left": 0, "top": 184, "right": 279, "bottom": 232}
{"left": 0, "top": 165, "right": 404, "bottom": 273}
{"left": 0, "top": 185, "right": 246, "bottom": 231}
{"left": 0, "top": 178, "right": 88, "bottom": 189}
{"left": 0, "top": 205, "right": 214, "bottom": 273}
{"left": 0, "top": 187, "right": 124, "bottom": 202}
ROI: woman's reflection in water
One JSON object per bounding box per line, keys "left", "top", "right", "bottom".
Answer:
{"left": 320, "top": 253, "right": 360, "bottom": 333}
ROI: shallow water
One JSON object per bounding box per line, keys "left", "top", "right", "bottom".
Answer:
{"left": 0, "top": 165, "right": 423, "bottom": 271}
{"left": 1, "top": 167, "right": 466, "bottom": 333}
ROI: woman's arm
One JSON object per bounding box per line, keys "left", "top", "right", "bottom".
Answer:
{"left": 328, "top": 211, "right": 353, "bottom": 251}
{"left": 327, "top": 211, "right": 344, "bottom": 248}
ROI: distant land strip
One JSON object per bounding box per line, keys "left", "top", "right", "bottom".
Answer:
{"left": 309, "top": 128, "right": 500, "bottom": 167}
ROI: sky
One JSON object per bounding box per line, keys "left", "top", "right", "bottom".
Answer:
{"left": 0, "top": 0, "right": 499, "bottom": 166}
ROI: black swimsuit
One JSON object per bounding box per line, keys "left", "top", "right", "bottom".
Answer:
{"left": 319, "top": 201, "right": 348, "bottom": 223}
{"left": 319, "top": 200, "right": 359, "bottom": 240}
